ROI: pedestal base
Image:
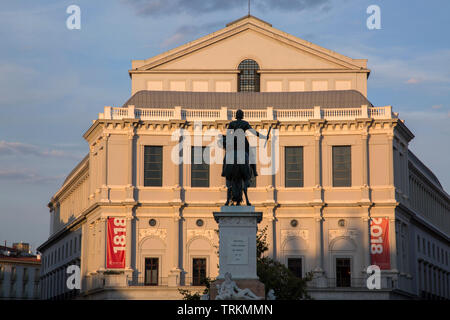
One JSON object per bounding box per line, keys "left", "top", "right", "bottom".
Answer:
{"left": 213, "top": 207, "right": 262, "bottom": 280}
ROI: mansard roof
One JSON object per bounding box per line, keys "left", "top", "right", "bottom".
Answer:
{"left": 121, "top": 90, "right": 373, "bottom": 110}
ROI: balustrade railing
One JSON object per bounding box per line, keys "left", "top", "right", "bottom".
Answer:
{"left": 99, "top": 105, "right": 394, "bottom": 122}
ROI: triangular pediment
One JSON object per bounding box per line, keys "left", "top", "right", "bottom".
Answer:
{"left": 131, "top": 15, "right": 367, "bottom": 73}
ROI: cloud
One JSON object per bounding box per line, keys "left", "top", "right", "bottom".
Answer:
{"left": 431, "top": 104, "right": 443, "bottom": 109}
{"left": 257, "top": 0, "right": 330, "bottom": 12}
{"left": 161, "top": 21, "right": 224, "bottom": 48}
{"left": 334, "top": 46, "right": 450, "bottom": 89}
{"left": 0, "top": 141, "right": 82, "bottom": 160}
{"left": 0, "top": 169, "right": 63, "bottom": 184}
{"left": 121, "top": 0, "right": 331, "bottom": 16}
{"left": 406, "top": 78, "right": 422, "bottom": 84}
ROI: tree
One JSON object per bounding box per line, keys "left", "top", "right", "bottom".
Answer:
{"left": 256, "top": 226, "right": 312, "bottom": 300}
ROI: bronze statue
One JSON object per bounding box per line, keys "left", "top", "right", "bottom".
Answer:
{"left": 219, "top": 109, "right": 269, "bottom": 206}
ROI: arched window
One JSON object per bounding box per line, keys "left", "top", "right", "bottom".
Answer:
{"left": 238, "top": 59, "right": 260, "bottom": 92}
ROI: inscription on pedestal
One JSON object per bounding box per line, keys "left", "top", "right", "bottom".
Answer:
{"left": 228, "top": 236, "right": 248, "bottom": 265}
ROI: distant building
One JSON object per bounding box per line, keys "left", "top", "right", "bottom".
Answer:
{"left": 0, "top": 243, "right": 41, "bottom": 300}
{"left": 38, "top": 15, "right": 449, "bottom": 300}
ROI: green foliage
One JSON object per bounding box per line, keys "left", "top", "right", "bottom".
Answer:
{"left": 257, "top": 257, "right": 312, "bottom": 300}
{"left": 178, "top": 288, "right": 202, "bottom": 300}
{"left": 256, "top": 226, "right": 312, "bottom": 300}
{"left": 178, "top": 277, "right": 211, "bottom": 300}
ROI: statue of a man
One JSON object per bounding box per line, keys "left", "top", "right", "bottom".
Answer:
{"left": 215, "top": 272, "right": 262, "bottom": 300}
{"left": 219, "top": 109, "right": 268, "bottom": 205}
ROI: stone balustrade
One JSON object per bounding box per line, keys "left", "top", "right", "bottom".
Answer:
{"left": 98, "top": 105, "right": 394, "bottom": 122}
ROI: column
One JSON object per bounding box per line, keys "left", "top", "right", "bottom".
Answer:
{"left": 361, "top": 129, "right": 370, "bottom": 202}
{"left": 89, "top": 144, "right": 95, "bottom": 200}
{"left": 389, "top": 218, "right": 398, "bottom": 272}
{"left": 125, "top": 216, "right": 133, "bottom": 271}
{"left": 363, "top": 215, "right": 371, "bottom": 268}
{"left": 126, "top": 129, "right": 135, "bottom": 202}
{"left": 168, "top": 207, "right": 182, "bottom": 287}
{"left": 387, "top": 133, "right": 395, "bottom": 197}
{"left": 272, "top": 216, "right": 279, "bottom": 261}
{"left": 265, "top": 206, "right": 276, "bottom": 259}
{"left": 312, "top": 206, "right": 326, "bottom": 288}
{"left": 313, "top": 122, "right": 324, "bottom": 203}
{"left": 99, "top": 218, "right": 107, "bottom": 271}
{"left": 314, "top": 207, "right": 324, "bottom": 270}
{"left": 101, "top": 134, "right": 109, "bottom": 201}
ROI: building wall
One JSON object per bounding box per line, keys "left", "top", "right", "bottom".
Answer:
{"left": 39, "top": 229, "right": 81, "bottom": 300}
{"left": 0, "top": 261, "right": 40, "bottom": 300}
{"left": 38, "top": 110, "right": 449, "bottom": 301}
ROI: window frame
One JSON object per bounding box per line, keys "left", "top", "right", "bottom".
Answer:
{"left": 143, "top": 146, "right": 163, "bottom": 187}
{"left": 335, "top": 257, "right": 352, "bottom": 288}
{"left": 191, "top": 146, "right": 210, "bottom": 188}
{"left": 287, "top": 257, "right": 303, "bottom": 279}
{"left": 332, "top": 145, "right": 352, "bottom": 187}
{"left": 284, "top": 146, "right": 304, "bottom": 188}
{"left": 192, "top": 257, "right": 207, "bottom": 286}
{"left": 237, "top": 59, "right": 260, "bottom": 92}
{"left": 144, "top": 257, "right": 159, "bottom": 286}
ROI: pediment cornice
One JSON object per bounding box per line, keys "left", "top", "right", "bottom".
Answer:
{"left": 131, "top": 16, "right": 368, "bottom": 73}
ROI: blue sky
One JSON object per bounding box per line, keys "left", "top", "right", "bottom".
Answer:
{"left": 0, "top": 0, "right": 449, "bottom": 252}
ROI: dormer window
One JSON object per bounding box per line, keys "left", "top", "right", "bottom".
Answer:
{"left": 238, "top": 59, "right": 260, "bottom": 92}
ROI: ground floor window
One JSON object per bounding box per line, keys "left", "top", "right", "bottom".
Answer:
{"left": 145, "top": 258, "right": 159, "bottom": 286}
{"left": 192, "top": 258, "right": 207, "bottom": 286}
{"left": 336, "top": 258, "right": 351, "bottom": 287}
{"left": 287, "top": 258, "right": 303, "bottom": 278}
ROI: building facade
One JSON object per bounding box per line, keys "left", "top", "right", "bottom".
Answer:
{"left": 0, "top": 243, "right": 41, "bottom": 300}
{"left": 37, "top": 16, "right": 449, "bottom": 300}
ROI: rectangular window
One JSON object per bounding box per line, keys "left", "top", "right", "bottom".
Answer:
{"left": 191, "top": 147, "right": 209, "bottom": 187}
{"left": 144, "top": 258, "right": 159, "bottom": 286}
{"left": 192, "top": 258, "right": 207, "bottom": 286}
{"left": 144, "top": 146, "right": 163, "bottom": 187}
{"left": 285, "top": 147, "right": 304, "bottom": 187}
{"left": 332, "top": 146, "right": 351, "bottom": 187}
{"left": 11, "top": 267, "right": 16, "bottom": 281}
{"left": 336, "top": 258, "right": 351, "bottom": 287}
{"left": 287, "top": 258, "right": 303, "bottom": 278}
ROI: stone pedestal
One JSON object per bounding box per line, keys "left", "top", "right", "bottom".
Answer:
{"left": 212, "top": 206, "right": 265, "bottom": 299}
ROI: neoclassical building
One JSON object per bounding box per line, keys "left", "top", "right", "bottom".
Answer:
{"left": 38, "top": 15, "right": 449, "bottom": 300}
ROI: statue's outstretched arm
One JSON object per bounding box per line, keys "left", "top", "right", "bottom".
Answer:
{"left": 248, "top": 127, "right": 267, "bottom": 140}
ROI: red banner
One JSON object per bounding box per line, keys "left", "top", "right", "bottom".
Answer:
{"left": 370, "top": 218, "right": 390, "bottom": 270}
{"left": 107, "top": 217, "right": 126, "bottom": 269}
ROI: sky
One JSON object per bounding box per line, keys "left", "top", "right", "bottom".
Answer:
{"left": 0, "top": 0, "right": 449, "bottom": 252}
